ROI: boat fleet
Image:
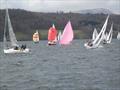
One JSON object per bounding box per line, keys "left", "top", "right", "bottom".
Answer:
{"left": 3, "top": 9, "right": 119, "bottom": 54}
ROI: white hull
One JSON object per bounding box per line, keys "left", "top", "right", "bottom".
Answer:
{"left": 4, "top": 48, "right": 29, "bottom": 54}
{"left": 84, "top": 43, "right": 103, "bottom": 49}
{"left": 84, "top": 43, "right": 97, "bottom": 49}
{"left": 48, "top": 41, "right": 56, "bottom": 45}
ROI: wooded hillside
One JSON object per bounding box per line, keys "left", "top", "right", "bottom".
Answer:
{"left": 0, "top": 9, "right": 120, "bottom": 41}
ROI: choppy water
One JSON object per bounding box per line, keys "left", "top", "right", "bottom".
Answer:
{"left": 0, "top": 40, "right": 120, "bottom": 90}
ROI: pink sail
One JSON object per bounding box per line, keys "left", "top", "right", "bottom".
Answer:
{"left": 59, "top": 21, "right": 74, "bottom": 45}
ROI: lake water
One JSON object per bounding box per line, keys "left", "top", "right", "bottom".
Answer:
{"left": 0, "top": 40, "right": 120, "bottom": 90}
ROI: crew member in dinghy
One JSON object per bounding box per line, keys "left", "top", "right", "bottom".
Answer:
{"left": 21, "top": 44, "right": 26, "bottom": 50}
{"left": 14, "top": 46, "right": 19, "bottom": 50}
{"left": 87, "top": 40, "right": 93, "bottom": 46}
{"left": 48, "top": 24, "right": 57, "bottom": 45}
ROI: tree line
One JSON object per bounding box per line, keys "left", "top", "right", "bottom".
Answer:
{"left": 0, "top": 9, "right": 120, "bottom": 41}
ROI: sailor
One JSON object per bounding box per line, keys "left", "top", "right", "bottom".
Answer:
{"left": 21, "top": 44, "right": 26, "bottom": 50}
{"left": 14, "top": 46, "right": 19, "bottom": 50}
{"left": 88, "top": 40, "right": 93, "bottom": 46}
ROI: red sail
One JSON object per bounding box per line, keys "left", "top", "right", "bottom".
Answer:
{"left": 48, "top": 27, "right": 57, "bottom": 41}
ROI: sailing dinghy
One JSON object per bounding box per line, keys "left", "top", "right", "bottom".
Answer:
{"left": 57, "top": 31, "right": 62, "bottom": 41}
{"left": 103, "top": 23, "right": 113, "bottom": 44}
{"left": 3, "top": 9, "right": 29, "bottom": 54}
{"left": 84, "top": 16, "right": 109, "bottom": 49}
{"left": 59, "top": 21, "right": 74, "bottom": 45}
{"left": 33, "top": 30, "right": 39, "bottom": 43}
{"left": 48, "top": 24, "right": 57, "bottom": 45}
{"left": 117, "top": 32, "right": 120, "bottom": 40}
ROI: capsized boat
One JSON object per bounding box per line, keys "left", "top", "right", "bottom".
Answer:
{"left": 48, "top": 24, "right": 57, "bottom": 45}
{"left": 3, "top": 9, "right": 29, "bottom": 54}
{"left": 59, "top": 21, "right": 74, "bottom": 45}
{"left": 33, "top": 30, "right": 39, "bottom": 43}
{"left": 84, "top": 15, "right": 109, "bottom": 49}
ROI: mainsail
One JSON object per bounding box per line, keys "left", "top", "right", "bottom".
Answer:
{"left": 4, "top": 9, "right": 18, "bottom": 49}
{"left": 92, "top": 28, "right": 98, "bottom": 40}
{"left": 106, "top": 23, "right": 113, "bottom": 43}
{"left": 117, "top": 32, "right": 120, "bottom": 40}
{"left": 57, "top": 31, "right": 62, "bottom": 41}
{"left": 48, "top": 24, "right": 57, "bottom": 41}
{"left": 59, "top": 21, "right": 74, "bottom": 45}
{"left": 92, "top": 15, "right": 109, "bottom": 47}
{"left": 33, "top": 30, "right": 39, "bottom": 42}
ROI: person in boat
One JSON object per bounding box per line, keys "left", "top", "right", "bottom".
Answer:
{"left": 14, "top": 46, "right": 19, "bottom": 50}
{"left": 103, "top": 39, "right": 107, "bottom": 44}
{"left": 87, "top": 40, "right": 93, "bottom": 46}
{"left": 21, "top": 44, "right": 26, "bottom": 50}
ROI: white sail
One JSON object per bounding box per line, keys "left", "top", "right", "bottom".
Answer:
{"left": 117, "top": 32, "right": 120, "bottom": 40}
{"left": 106, "top": 23, "right": 113, "bottom": 43}
{"left": 33, "top": 30, "right": 39, "bottom": 43}
{"left": 93, "top": 15, "right": 109, "bottom": 46}
{"left": 102, "top": 32, "right": 108, "bottom": 41}
{"left": 57, "top": 31, "right": 62, "bottom": 41}
{"left": 4, "top": 9, "right": 18, "bottom": 47}
{"left": 3, "top": 9, "right": 29, "bottom": 53}
{"left": 84, "top": 15, "right": 109, "bottom": 49}
{"left": 92, "top": 28, "right": 98, "bottom": 40}
{"left": 3, "top": 9, "right": 8, "bottom": 49}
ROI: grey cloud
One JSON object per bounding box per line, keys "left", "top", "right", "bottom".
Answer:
{"left": 0, "top": 0, "right": 119, "bottom": 14}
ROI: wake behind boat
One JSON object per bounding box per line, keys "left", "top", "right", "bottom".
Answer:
{"left": 3, "top": 9, "right": 29, "bottom": 54}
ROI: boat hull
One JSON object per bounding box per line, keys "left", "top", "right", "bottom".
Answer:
{"left": 48, "top": 41, "right": 56, "bottom": 45}
{"left": 84, "top": 43, "right": 96, "bottom": 49}
{"left": 33, "top": 41, "right": 39, "bottom": 43}
{"left": 4, "top": 48, "right": 29, "bottom": 54}
{"left": 84, "top": 43, "right": 102, "bottom": 49}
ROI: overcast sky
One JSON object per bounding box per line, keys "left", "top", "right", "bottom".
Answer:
{"left": 0, "top": 0, "right": 120, "bottom": 14}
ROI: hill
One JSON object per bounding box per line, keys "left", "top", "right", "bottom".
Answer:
{"left": 78, "top": 8, "right": 113, "bottom": 14}
{"left": 0, "top": 9, "right": 120, "bottom": 41}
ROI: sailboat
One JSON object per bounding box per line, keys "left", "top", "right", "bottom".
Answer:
{"left": 59, "top": 21, "right": 74, "bottom": 45}
{"left": 103, "top": 23, "right": 113, "bottom": 44}
{"left": 102, "top": 32, "right": 108, "bottom": 42}
{"left": 57, "top": 31, "right": 62, "bottom": 41}
{"left": 33, "top": 30, "right": 39, "bottom": 43}
{"left": 84, "top": 15, "right": 109, "bottom": 49}
{"left": 48, "top": 24, "right": 57, "bottom": 45}
{"left": 117, "top": 32, "right": 120, "bottom": 40}
{"left": 3, "top": 9, "right": 29, "bottom": 53}
{"left": 92, "top": 28, "right": 98, "bottom": 41}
